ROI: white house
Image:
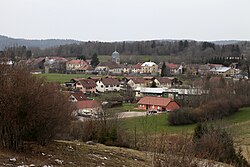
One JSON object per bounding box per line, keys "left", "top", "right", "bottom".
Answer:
{"left": 96, "top": 78, "right": 121, "bottom": 92}
{"left": 141, "top": 61, "right": 158, "bottom": 74}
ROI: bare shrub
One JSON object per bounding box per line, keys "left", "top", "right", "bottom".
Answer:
{"left": 0, "top": 65, "right": 73, "bottom": 150}
{"left": 193, "top": 123, "right": 249, "bottom": 167}
{"left": 69, "top": 111, "right": 129, "bottom": 148}
{"left": 151, "top": 134, "right": 198, "bottom": 167}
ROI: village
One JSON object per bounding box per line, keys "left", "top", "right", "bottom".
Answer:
{"left": 8, "top": 50, "right": 245, "bottom": 119}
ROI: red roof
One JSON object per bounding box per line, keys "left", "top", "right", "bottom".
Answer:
{"left": 166, "top": 101, "right": 180, "bottom": 111}
{"left": 76, "top": 100, "right": 101, "bottom": 109}
{"left": 138, "top": 96, "right": 171, "bottom": 106}
{"left": 133, "top": 63, "right": 142, "bottom": 69}
{"left": 138, "top": 96, "right": 180, "bottom": 111}
{"left": 167, "top": 63, "right": 180, "bottom": 69}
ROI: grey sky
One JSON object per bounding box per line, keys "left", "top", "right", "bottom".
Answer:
{"left": 0, "top": 0, "right": 249, "bottom": 41}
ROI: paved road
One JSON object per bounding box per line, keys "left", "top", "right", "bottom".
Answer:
{"left": 118, "top": 111, "right": 147, "bottom": 118}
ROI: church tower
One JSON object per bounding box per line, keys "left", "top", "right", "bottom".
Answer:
{"left": 112, "top": 50, "right": 120, "bottom": 64}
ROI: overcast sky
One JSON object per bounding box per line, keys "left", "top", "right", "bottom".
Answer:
{"left": 0, "top": 0, "right": 249, "bottom": 41}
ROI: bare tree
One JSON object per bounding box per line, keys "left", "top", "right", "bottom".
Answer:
{"left": 0, "top": 65, "right": 73, "bottom": 150}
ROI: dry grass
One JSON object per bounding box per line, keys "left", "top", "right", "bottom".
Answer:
{"left": 0, "top": 140, "right": 152, "bottom": 167}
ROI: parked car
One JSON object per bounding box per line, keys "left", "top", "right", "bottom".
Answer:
{"left": 147, "top": 110, "right": 157, "bottom": 115}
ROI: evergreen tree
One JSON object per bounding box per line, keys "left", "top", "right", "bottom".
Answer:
{"left": 151, "top": 41, "right": 156, "bottom": 49}
{"left": 76, "top": 55, "right": 86, "bottom": 60}
{"left": 178, "top": 41, "right": 184, "bottom": 51}
{"left": 91, "top": 53, "right": 100, "bottom": 68}
{"left": 183, "top": 40, "right": 189, "bottom": 48}
{"left": 161, "top": 62, "right": 169, "bottom": 77}
{"left": 26, "top": 50, "right": 32, "bottom": 59}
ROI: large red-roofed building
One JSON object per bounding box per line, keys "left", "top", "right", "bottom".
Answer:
{"left": 137, "top": 96, "right": 180, "bottom": 112}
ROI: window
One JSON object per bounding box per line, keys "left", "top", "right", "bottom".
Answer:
{"left": 101, "top": 85, "right": 103, "bottom": 88}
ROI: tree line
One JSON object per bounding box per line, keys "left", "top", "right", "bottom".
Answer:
{"left": 26, "top": 41, "right": 250, "bottom": 64}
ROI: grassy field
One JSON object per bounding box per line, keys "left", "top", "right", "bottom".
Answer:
{"left": 122, "top": 107, "right": 250, "bottom": 135}
{"left": 36, "top": 73, "right": 125, "bottom": 83}
{"left": 122, "top": 113, "right": 196, "bottom": 134}
{"left": 35, "top": 73, "right": 95, "bottom": 83}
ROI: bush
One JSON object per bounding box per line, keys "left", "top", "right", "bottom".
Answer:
{"left": 193, "top": 123, "right": 249, "bottom": 167}
{"left": 168, "top": 98, "right": 242, "bottom": 126}
{"left": 69, "top": 111, "right": 129, "bottom": 148}
{"left": 0, "top": 66, "right": 73, "bottom": 150}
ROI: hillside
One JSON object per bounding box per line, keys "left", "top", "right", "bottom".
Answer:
{"left": 0, "top": 140, "right": 233, "bottom": 167}
{"left": 0, "top": 35, "right": 81, "bottom": 50}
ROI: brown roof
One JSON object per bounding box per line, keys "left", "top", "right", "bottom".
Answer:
{"left": 129, "top": 77, "right": 145, "bottom": 84}
{"left": 132, "top": 63, "right": 142, "bottom": 69}
{"left": 76, "top": 100, "right": 101, "bottom": 109}
{"left": 101, "top": 78, "right": 120, "bottom": 86}
{"left": 67, "top": 60, "right": 88, "bottom": 65}
{"left": 138, "top": 96, "right": 172, "bottom": 107}
{"left": 78, "top": 79, "right": 96, "bottom": 88}
{"left": 155, "top": 77, "right": 172, "bottom": 84}
{"left": 71, "top": 91, "right": 87, "bottom": 101}
{"left": 97, "top": 61, "right": 122, "bottom": 69}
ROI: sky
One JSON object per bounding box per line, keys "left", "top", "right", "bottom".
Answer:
{"left": 0, "top": 0, "right": 249, "bottom": 41}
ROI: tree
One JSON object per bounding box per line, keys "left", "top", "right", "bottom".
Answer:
{"left": 91, "top": 53, "right": 99, "bottom": 68}
{"left": 76, "top": 55, "right": 86, "bottom": 60}
{"left": 151, "top": 80, "right": 157, "bottom": 88}
{"left": 26, "top": 50, "right": 32, "bottom": 59}
{"left": 0, "top": 65, "right": 73, "bottom": 150}
{"left": 161, "top": 62, "right": 169, "bottom": 77}
{"left": 183, "top": 40, "right": 189, "bottom": 48}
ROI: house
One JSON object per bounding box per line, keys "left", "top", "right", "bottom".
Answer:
{"left": 209, "top": 67, "right": 236, "bottom": 77}
{"left": 95, "top": 61, "right": 123, "bottom": 74}
{"left": 123, "top": 64, "right": 132, "bottom": 74}
{"left": 154, "top": 77, "right": 173, "bottom": 88}
{"left": 166, "top": 63, "right": 183, "bottom": 75}
{"left": 96, "top": 78, "right": 121, "bottom": 92}
{"left": 131, "top": 63, "right": 142, "bottom": 73}
{"left": 75, "top": 79, "right": 97, "bottom": 94}
{"left": 75, "top": 100, "right": 102, "bottom": 117}
{"left": 184, "top": 64, "right": 199, "bottom": 76}
{"left": 127, "top": 77, "right": 147, "bottom": 89}
{"left": 137, "top": 96, "right": 180, "bottom": 112}
{"left": 141, "top": 61, "right": 158, "bottom": 75}
{"left": 66, "top": 59, "right": 90, "bottom": 73}
{"left": 25, "top": 57, "right": 46, "bottom": 71}
{"left": 69, "top": 91, "right": 88, "bottom": 102}
{"left": 44, "top": 57, "right": 68, "bottom": 73}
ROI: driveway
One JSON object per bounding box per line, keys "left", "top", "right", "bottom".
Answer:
{"left": 118, "top": 111, "right": 147, "bottom": 118}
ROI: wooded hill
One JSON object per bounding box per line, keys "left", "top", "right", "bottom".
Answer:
{"left": 31, "top": 40, "right": 250, "bottom": 64}
{"left": 1, "top": 35, "right": 250, "bottom": 64}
